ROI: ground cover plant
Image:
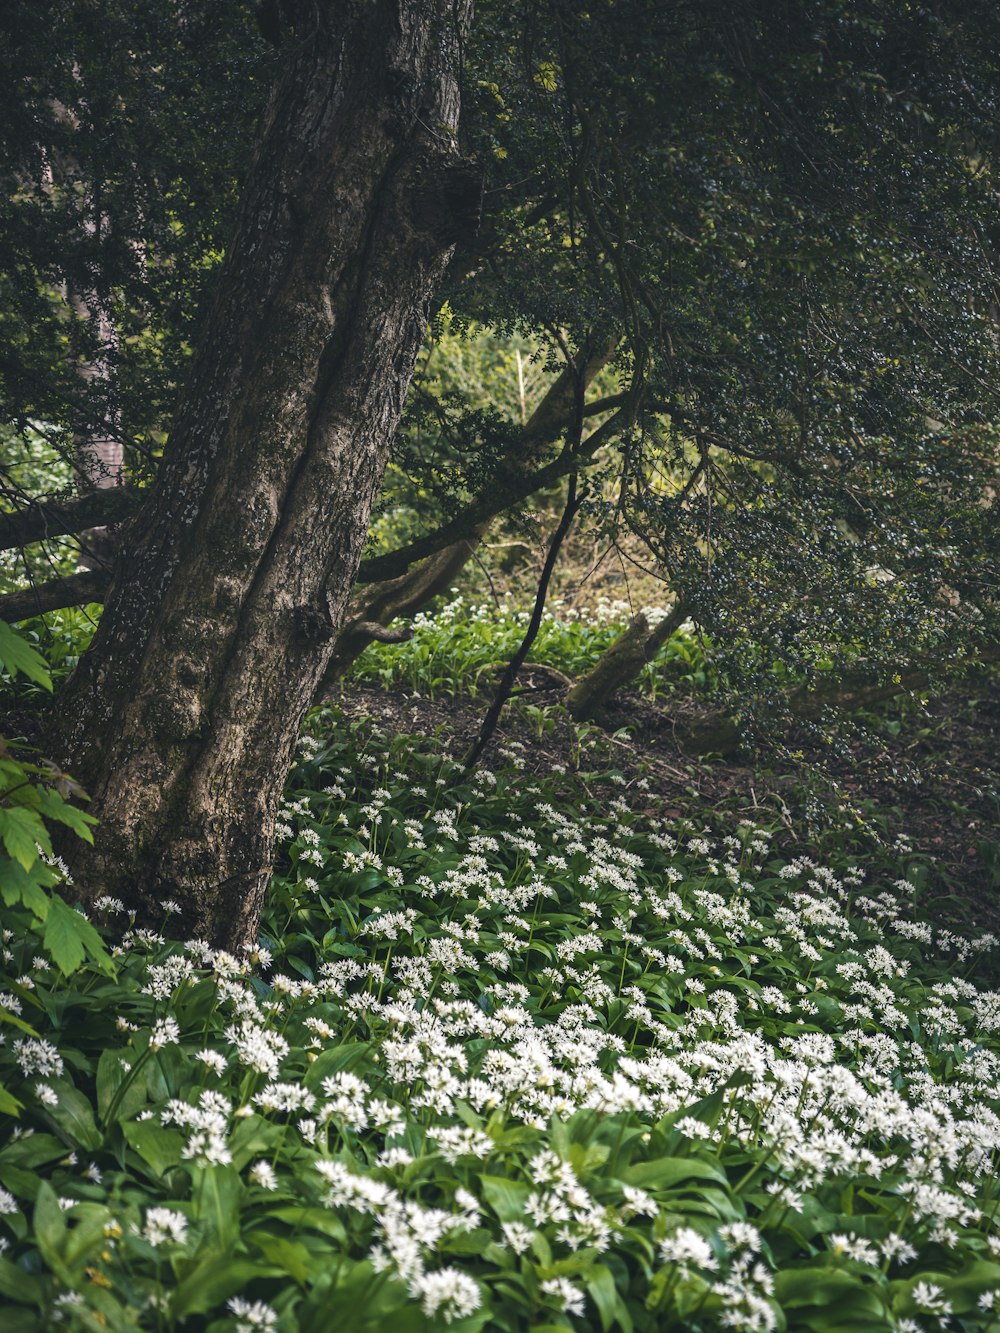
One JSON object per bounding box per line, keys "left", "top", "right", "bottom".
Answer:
{"left": 345, "top": 597, "right": 711, "bottom": 701}
{"left": 1, "top": 705, "right": 999, "bottom": 1331}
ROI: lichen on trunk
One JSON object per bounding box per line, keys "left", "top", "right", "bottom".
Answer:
{"left": 53, "top": 0, "right": 476, "bottom": 953}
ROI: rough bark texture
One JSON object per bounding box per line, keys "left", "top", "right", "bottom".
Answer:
{"left": 565, "top": 601, "right": 689, "bottom": 719}
{"left": 54, "top": 0, "right": 474, "bottom": 951}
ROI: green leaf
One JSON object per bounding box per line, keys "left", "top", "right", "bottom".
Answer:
{"left": 0, "top": 1004, "right": 40, "bottom": 1038}
{"left": 0, "top": 856, "right": 56, "bottom": 916}
{"left": 266, "top": 1206, "right": 348, "bottom": 1241}
{"left": 586, "top": 1264, "right": 633, "bottom": 1333}
{"left": 229, "top": 1115, "right": 284, "bottom": 1171}
{"left": 622, "top": 1155, "right": 728, "bottom": 1191}
{"left": 0, "top": 1134, "right": 69, "bottom": 1170}
{"left": 245, "top": 1230, "right": 312, "bottom": 1285}
{"left": 775, "top": 1268, "right": 886, "bottom": 1320}
{"left": 303, "top": 1040, "right": 374, "bottom": 1090}
{"left": 480, "top": 1175, "right": 532, "bottom": 1222}
{"left": 41, "top": 1081, "right": 102, "bottom": 1152}
{"left": 170, "top": 1256, "right": 281, "bottom": 1317}
{"left": 0, "top": 621, "right": 51, "bottom": 689}
{"left": 43, "top": 895, "right": 114, "bottom": 975}
{"left": 0, "top": 1255, "right": 44, "bottom": 1305}
{"left": 0, "top": 807, "right": 49, "bottom": 871}
{"left": 32, "top": 1181, "right": 68, "bottom": 1275}
{"left": 123, "top": 1120, "right": 185, "bottom": 1174}
{"left": 0, "top": 1083, "right": 22, "bottom": 1117}
{"left": 96, "top": 1048, "right": 146, "bottom": 1123}
{"left": 35, "top": 788, "right": 97, "bottom": 843}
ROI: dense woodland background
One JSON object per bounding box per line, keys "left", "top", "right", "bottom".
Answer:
{"left": 0, "top": 2, "right": 998, "bottom": 1330}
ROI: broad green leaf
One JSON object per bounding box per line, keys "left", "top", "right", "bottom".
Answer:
{"left": 229, "top": 1114, "right": 284, "bottom": 1170}
{"left": 775, "top": 1268, "right": 886, "bottom": 1318}
{"left": 0, "top": 1004, "right": 39, "bottom": 1038}
{"left": 0, "top": 1082, "right": 21, "bottom": 1117}
{"left": 586, "top": 1263, "right": 633, "bottom": 1333}
{"left": 62, "top": 1202, "right": 113, "bottom": 1266}
{"left": 303, "top": 1040, "right": 374, "bottom": 1090}
{"left": 0, "top": 1255, "right": 44, "bottom": 1304}
{"left": 41, "top": 1081, "right": 102, "bottom": 1152}
{"left": 0, "top": 621, "right": 51, "bottom": 689}
{"left": 0, "top": 856, "right": 56, "bottom": 916}
{"left": 0, "top": 807, "right": 48, "bottom": 870}
{"left": 43, "top": 894, "right": 114, "bottom": 975}
{"left": 96, "top": 1047, "right": 147, "bottom": 1122}
{"left": 32, "top": 1181, "right": 68, "bottom": 1276}
{"left": 170, "top": 1256, "right": 281, "bottom": 1317}
{"left": 189, "top": 1164, "right": 243, "bottom": 1247}
{"left": 623, "top": 1156, "right": 728, "bottom": 1191}
{"left": 245, "top": 1230, "right": 312, "bottom": 1285}
{"left": 35, "top": 788, "right": 97, "bottom": 842}
{"left": 0, "top": 1134, "right": 68, "bottom": 1170}
{"left": 123, "top": 1120, "right": 185, "bottom": 1175}
{"left": 480, "top": 1175, "right": 532, "bottom": 1222}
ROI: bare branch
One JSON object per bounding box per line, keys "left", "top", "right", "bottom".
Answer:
{"left": 0, "top": 570, "right": 110, "bottom": 622}
{"left": 0, "top": 488, "right": 143, "bottom": 553}
{"left": 356, "top": 408, "right": 627, "bottom": 583}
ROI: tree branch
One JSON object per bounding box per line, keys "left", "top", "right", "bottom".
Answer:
{"left": 0, "top": 487, "right": 143, "bottom": 552}
{"left": 356, "top": 408, "right": 626, "bottom": 583}
{"left": 0, "top": 570, "right": 110, "bottom": 622}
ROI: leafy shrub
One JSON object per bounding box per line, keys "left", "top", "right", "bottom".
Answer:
{"left": 0, "top": 711, "right": 998, "bottom": 1330}
{"left": 0, "top": 619, "right": 110, "bottom": 1094}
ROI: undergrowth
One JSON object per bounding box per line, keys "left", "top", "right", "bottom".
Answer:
{"left": 345, "top": 597, "right": 712, "bottom": 699}
{"left": 0, "top": 709, "right": 998, "bottom": 1331}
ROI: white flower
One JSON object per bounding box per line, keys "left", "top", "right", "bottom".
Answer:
{"left": 226, "top": 1296, "right": 278, "bottom": 1331}
{"left": 411, "top": 1267, "right": 481, "bottom": 1323}
{"left": 911, "top": 1281, "right": 951, "bottom": 1317}
{"left": 13, "top": 1038, "right": 64, "bottom": 1078}
{"left": 142, "top": 1207, "right": 188, "bottom": 1246}
{"left": 249, "top": 1161, "right": 279, "bottom": 1191}
{"left": 540, "top": 1277, "right": 586, "bottom": 1317}
{"left": 195, "top": 1049, "right": 228, "bottom": 1075}
{"left": 659, "top": 1227, "right": 717, "bottom": 1274}
{"left": 150, "top": 1017, "right": 181, "bottom": 1050}
{"left": 501, "top": 1221, "right": 536, "bottom": 1254}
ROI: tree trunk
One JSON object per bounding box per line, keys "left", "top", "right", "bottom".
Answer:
{"left": 53, "top": 0, "right": 475, "bottom": 952}
{"left": 565, "top": 601, "right": 689, "bottom": 719}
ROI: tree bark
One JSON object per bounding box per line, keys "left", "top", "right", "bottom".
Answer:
{"left": 0, "top": 489, "right": 142, "bottom": 554}
{"left": 53, "top": 0, "right": 475, "bottom": 952}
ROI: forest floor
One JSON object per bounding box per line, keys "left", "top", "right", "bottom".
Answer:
{"left": 336, "top": 665, "right": 1000, "bottom": 940}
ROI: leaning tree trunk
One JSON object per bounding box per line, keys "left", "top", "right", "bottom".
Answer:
{"left": 565, "top": 601, "right": 690, "bottom": 719}
{"left": 54, "top": 0, "right": 476, "bottom": 952}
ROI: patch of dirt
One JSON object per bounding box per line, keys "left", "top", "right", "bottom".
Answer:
{"left": 333, "top": 667, "right": 1000, "bottom": 938}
